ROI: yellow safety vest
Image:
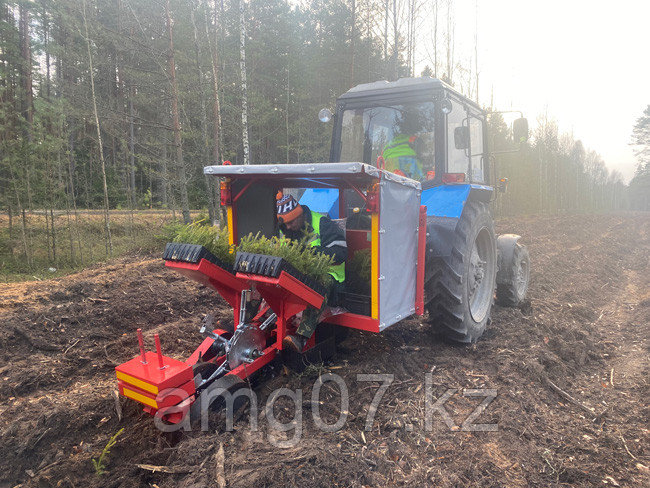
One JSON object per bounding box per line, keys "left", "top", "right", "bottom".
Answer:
{"left": 281, "top": 211, "right": 346, "bottom": 283}
{"left": 310, "top": 212, "right": 346, "bottom": 283}
{"left": 382, "top": 134, "right": 424, "bottom": 180}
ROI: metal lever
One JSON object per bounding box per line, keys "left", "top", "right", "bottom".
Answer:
{"left": 259, "top": 313, "right": 277, "bottom": 331}
{"left": 199, "top": 313, "right": 229, "bottom": 346}
{"left": 203, "top": 329, "right": 229, "bottom": 345}
{"left": 239, "top": 290, "right": 250, "bottom": 325}
{"left": 199, "top": 361, "right": 229, "bottom": 389}
{"left": 199, "top": 313, "right": 214, "bottom": 334}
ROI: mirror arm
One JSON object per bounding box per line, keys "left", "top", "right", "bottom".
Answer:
{"left": 490, "top": 147, "right": 525, "bottom": 156}
{"left": 487, "top": 110, "right": 524, "bottom": 118}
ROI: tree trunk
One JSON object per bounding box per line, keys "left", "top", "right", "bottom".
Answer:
{"left": 285, "top": 63, "right": 290, "bottom": 164}
{"left": 19, "top": 3, "right": 34, "bottom": 261}
{"left": 433, "top": 0, "right": 438, "bottom": 76}
{"left": 8, "top": 160, "right": 30, "bottom": 266}
{"left": 446, "top": 0, "right": 451, "bottom": 82}
{"left": 68, "top": 129, "right": 83, "bottom": 265}
{"left": 8, "top": 206, "right": 12, "bottom": 239}
{"left": 165, "top": 0, "right": 191, "bottom": 223}
{"left": 392, "top": 0, "right": 398, "bottom": 80}
{"left": 406, "top": 1, "right": 410, "bottom": 75}
{"left": 161, "top": 134, "right": 168, "bottom": 208}
{"left": 82, "top": 0, "right": 113, "bottom": 256}
{"left": 474, "top": 0, "right": 479, "bottom": 103}
{"left": 349, "top": 0, "right": 355, "bottom": 87}
{"left": 19, "top": 4, "right": 33, "bottom": 139}
{"left": 50, "top": 207, "right": 56, "bottom": 263}
{"left": 384, "top": 0, "right": 389, "bottom": 63}
{"left": 239, "top": 0, "right": 250, "bottom": 164}
{"left": 190, "top": 2, "right": 215, "bottom": 223}
{"left": 207, "top": 0, "right": 223, "bottom": 164}
{"left": 128, "top": 87, "right": 136, "bottom": 201}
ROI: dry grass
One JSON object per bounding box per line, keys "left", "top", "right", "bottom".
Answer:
{"left": 0, "top": 209, "right": 208, "bottom": 282}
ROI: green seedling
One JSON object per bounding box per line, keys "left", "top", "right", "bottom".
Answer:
{"left": 91, "top": 427, "right": 124, "bottom": 476}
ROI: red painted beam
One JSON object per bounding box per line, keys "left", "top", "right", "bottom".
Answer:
{"left": 323, "top": 312, "right": 380, "bottom": 332}
{"left": 415, "top": 205, "right": 427, "bottom": 315}
{"left": 229, "top": 345, "right": 277, "bottom": 379}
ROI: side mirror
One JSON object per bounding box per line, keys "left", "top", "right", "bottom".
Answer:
{"left": 318, "top": 108, "right": 332, "bottom": 123}
{"left": 454, "top": 126, "right": 470, "bottom": 150}
{"left": 513, "top": 117, "right": 529, "bottom": 143}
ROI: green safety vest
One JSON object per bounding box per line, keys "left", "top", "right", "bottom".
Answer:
{"left": 309, "top": 212, "right": 346, "bottom": 283}
{"left": 382, "top": 135, "right": 424, "bottom": 179}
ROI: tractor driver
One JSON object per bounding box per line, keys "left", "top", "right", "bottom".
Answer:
{"left": 275, "top": 192, "right": 347, "bottom": 353}
{"left": 380, "top": 105, "right": 434, "bottom": 181}
{"left": 381, "top": 134, "right": 425, "bottom": 180}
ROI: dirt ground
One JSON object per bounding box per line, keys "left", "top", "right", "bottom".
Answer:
{"left": 1, "top": 213, "right": 648, "bottom": 487}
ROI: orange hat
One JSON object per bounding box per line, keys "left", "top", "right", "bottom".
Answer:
{"left": 276, "top": 191, "right": 303, "bottom": 223}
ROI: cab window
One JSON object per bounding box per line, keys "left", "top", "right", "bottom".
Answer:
{"left": 447, "top": 99, "right": 468, "bottom": 175}
{"left": 470, "top": 114, "right": 485, "bottom": 183}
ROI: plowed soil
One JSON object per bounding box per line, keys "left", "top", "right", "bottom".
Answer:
{"left": 1, "top": 214, "right": 648, "bottom": 487}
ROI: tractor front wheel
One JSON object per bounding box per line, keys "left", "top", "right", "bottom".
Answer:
{"left": 496, "top": 240, "right": 530, "bottom": 307}
{"left": 426, "top": 201, "right": 497, "bottom": 343}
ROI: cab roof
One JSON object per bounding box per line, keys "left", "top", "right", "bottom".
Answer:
{"left": 338, "top": 76, "right": 482, "bottom": 111}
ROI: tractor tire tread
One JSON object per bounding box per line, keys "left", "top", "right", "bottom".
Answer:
{"left": 424, "top": 201, "right": 496, "bottom": 343}
{"left": 496, "top": 243, "right": 530, "bottom": 307}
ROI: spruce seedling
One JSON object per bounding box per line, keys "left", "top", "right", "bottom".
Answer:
{"left": 92, "top": 428, "right": 124, "bottom": 476}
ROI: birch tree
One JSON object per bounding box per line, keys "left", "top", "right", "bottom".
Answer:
{"left": 207, "top": 0, "right": 223, "bottom": 165}
{"left": 239, "top": 0, "right": 250, "bottom": 164}
{"left": 165, "top": 0, "right": 191, "bottom": 223}
{"left": 82, "top": 0, "right": 112, "bottom": 255}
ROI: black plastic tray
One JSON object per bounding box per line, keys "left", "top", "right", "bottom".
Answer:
{"left": 163, "top": 242, "right": 234, "bottom": 274}
{"left": 233, "top": 251, "right": 327, "bottom": 297}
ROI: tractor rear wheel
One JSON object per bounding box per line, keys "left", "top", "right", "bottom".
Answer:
{"left": 426, "top": 201, "right": 497, "bottom": 343}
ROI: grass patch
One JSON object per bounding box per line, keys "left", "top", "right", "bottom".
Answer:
{"left": 0, "top": 210, "right": 205, "bottom": 282}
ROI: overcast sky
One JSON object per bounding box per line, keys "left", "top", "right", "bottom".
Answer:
{"left": 415, "top": 0, "right": 649, "bottom": 182}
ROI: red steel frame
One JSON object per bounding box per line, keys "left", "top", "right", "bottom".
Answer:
{"left": 116, "top": 175, "right": 429, "bottom": 420}
{"left": 116, "top": 262, "right": 331, "bottom": 420}
{"left": 415, "top": 205, "right": 427, "bottom": 315}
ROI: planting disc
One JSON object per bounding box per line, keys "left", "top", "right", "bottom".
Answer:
{"left": 227, "top": 323, "right": 266, "bottom": 368}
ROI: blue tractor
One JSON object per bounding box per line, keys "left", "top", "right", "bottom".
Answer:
{"left": 301, "top": 77, "right": 531, "bottom": 342}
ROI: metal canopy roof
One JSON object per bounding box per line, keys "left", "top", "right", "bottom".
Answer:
{"left": 337, "top": 76, "right": 482, "bottom": 112}
{"left": 203, "top": 162, "right": 421, "bottom": 190}
{"left": 339, "top": 77, "right": 447, "bottom": 99}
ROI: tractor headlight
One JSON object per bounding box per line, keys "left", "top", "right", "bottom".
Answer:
{"left": 441, "top": 98, "right": 452, "bottom": 115}
{"left": 318, "top": 108, "right": 332, "bottom": 123}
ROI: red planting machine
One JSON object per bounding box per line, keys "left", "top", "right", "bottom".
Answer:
{"left": 116, "top": 162, "right": 428, "bottom": 424}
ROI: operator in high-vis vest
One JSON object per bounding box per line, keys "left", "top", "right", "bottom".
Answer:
{"left": 381, "top": 134, "right": 425, "bottom": 181}
{"left": 276, "top": 192, "right": 347, "bottom": 352}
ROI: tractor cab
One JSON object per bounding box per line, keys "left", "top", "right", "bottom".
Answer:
{"left": 304, "top": 77, "right": 516, "bottom": 223}
{"left": 327, "top": 77, "right": 489, "bottom": 187}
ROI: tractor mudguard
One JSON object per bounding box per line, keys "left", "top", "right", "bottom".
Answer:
{"left": 421, "top": 184, "right": 492, "bottom": 219}
{"left": 426, "top": 216, "right": 459, "bottom": 259}
{"left": 496, "top": 234, "right": 522, "bottom": 284}
{"left": 423, "top": 184, "right": 493, "bottom": 258}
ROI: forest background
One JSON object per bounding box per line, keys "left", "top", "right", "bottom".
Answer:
{"left": 1, "top": 0, "right": 648, "bottom": 279}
